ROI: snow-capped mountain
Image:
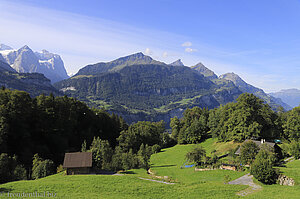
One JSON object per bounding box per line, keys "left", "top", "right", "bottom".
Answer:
{"left": 0, "top": 44, "right": 69, "bottom": 83}
{"left": 0, "top": 44, "right": 13, "bottom": 51}
{"left": 35, "top": 50, "right": 69, "bottom": 82}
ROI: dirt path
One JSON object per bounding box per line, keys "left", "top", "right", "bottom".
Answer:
{"left": 228, "top": 173, "right": 262, "bottom": 196}
{"left": 138, "top": 177, "right": 175, "bottom": 185}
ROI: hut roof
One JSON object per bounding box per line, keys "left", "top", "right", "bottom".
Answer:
{"left": 63, "top": 152, "right": 92, "bottom": 168}
{"left": 235, "top": 139, "right": 275, "bottom": 155}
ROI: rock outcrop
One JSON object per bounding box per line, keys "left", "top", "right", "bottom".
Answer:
{"left": 278, "top": 175, "right": 295, "bottom": 186}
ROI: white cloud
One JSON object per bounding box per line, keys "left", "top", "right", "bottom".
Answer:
{"left": 0, "top": 0, "right": 186, "bottom": 74}
{"left": 162, "top": 51, "right": 168, "bottom": 58}
{"left": 0, "top": 1, "right": 296, "bottom": 92}
{"left": 144, "top": 48, "right": 152, "bottom": 55}
{"left": 181, "top": 41, "right": 192, "bottom": 47}
{"left": 185, "top": 48, "right": 197, "bottom": 53}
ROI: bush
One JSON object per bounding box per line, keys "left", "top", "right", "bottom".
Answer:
{"left": 32, "top": 154, "right": 55, "bottom": 180}
{"left": 0, "top": 153, "right": 12, "bottom": 183}
{"left": 161, "top": 133, "right": 176, "bottom": 148}
{"left": 224, "top": 175, "right": 231, "bottom": 184}
{"left": 290, "top": 141, "right": 300, "bottom": 159}
{"left": 138, "top": 144, "right": 152, "bottom": 170}
{"left": 185, "top": 146, "right": 206, "bottom": 166}
{"left": 0, "top": 153, "right": 27, "bottom": 183}
{"left": 152, "top": 144, "right": 161, "bottom": 154}
{"left": 250, "top": 148, "right": 278, "bottom": 184}
{"left": 240, "top": 140, "right": 259, "bottom": 165}
{"left": 280, "top": 142, "right": 290, "bottom": 158}
{"left": 13, "top": 165, "right": 27, "bottom": 181}
{"left": 121, "top": 149, "right": 138, "bottom": 170}
{"left": 89, "top": 137, "right": 113, "bottom": 171}
{"left": 56, "top": 164, "right": 65, "bottom": 173}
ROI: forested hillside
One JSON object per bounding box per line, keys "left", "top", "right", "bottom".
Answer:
{"left": 0, "top": 89, "right": 127, "bottom": 181}
{"left": 0, "top": 88, "right": 173, "bottom": 183}
{"left": 55, "top": 53, "right": 288, "bottom": 125}
{"left": 0, "top": 60, "right": 60, "bottom": 96}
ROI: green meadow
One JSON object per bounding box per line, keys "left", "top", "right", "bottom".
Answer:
{"left": 1, "top": 138, "right": 299, "bottom": 199}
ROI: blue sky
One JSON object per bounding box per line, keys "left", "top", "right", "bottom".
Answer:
{"left": 0, "top": 0, "right": 299, "bottom": 92}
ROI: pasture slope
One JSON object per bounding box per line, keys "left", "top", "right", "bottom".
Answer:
{"left": 0, "top": 138, "right": 299, "bottom": 198}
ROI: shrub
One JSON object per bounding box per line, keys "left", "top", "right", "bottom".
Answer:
{"left": 0, "top": 153, "right": 12, "bottom": 183}
{"left": 0, "top": 153, "right": 27, "bottom": 183}
{"left": 240, "top": 140, "right": 259, "bottom": 165}
{"left": 13, "top": 165, "right": 27, "bottom": 181}
{"left": 290, "top": 141, "right": 300, "bottom": 159}
{"left": 56, "top": 164, "right": 65, "bottom": 173}
{"left": 89, "top": 137, "right": 113, "bottom": 171}
{"left": 185, "top": 146, "right": 206, "bottom": 166}
{"left": 138, "top": 144, "right": 152, "bottom": 170}
{"left": 250, "top": 148, "right": 278, "bottom": 184}
{"left": 121, "top": 149, "right": 138, "bottom": 170}
{"left": 152, "top": 144, "right": 161, "bottom": 154}
{"left": 32, "top": 154, "right": 55, "bottom": 180}
{"left": 224, "top": 175, "right": 231, "bottom": 184}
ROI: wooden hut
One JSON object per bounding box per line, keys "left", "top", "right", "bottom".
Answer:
{"left": 63, "top": 152, "right": 92, "bottom": 175}
{"left": 235, "top": 139, "right": 276, "bottom": 155}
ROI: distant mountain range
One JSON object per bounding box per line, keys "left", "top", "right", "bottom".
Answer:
{"left": 54, "top": 52, "right": 291, "bottom": 124}
{"left": 0, "top": 45, "right": 294, "bottom": 123}
{"left": 269, "top": 89, "right": 300, "bottom": 108}
{"left": 0, "top": 44, "right": 69, "bottom": 83}
{"left": 219, "top": 73, "right": 292, "bottom": 111}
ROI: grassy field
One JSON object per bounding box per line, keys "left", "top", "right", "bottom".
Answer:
{"left": 149, "top": 138, "right": 244, "bottom": 184}
{"left": 279, "top": 159, "right": 300, "bottom": 184}
{"left": 246, "top": 160, "right": 300, "bottom": 199}
{"left": 0, "top": 138, "right": 299, "bottom": 198}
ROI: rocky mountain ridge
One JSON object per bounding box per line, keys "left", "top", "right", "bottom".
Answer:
{"left": 219, "top": 72, "right": 292, "bottom": 110}
{"left": 54, "top": 52, "right": 288, "bottom": 124}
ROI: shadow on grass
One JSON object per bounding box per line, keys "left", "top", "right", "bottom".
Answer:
{"left": 151, "top": 164, "right": 176, "bottom": 168}
{"left": 275, "top": 160, "right": 287, "bottom": 168}
{"left": 0, "top": 187, "right": 12, "bottom": 192}
{"left": 119, "top": 171, "right": 136, "bottom": 174}
{"left": 95, "top": 170, "right": 117, "bottom": 175}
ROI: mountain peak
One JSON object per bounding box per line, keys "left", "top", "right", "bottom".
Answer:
{"left": 41, "top": 49, "right": 50, "bottom": 54}
{"left": 169, "top": 59, "right": 184, "bottom": 66}
{"left": 191, "top": 62, "right": 218, "bottom": 80}
{"left": 194, "top": 62, "right": 205, "bottom": 67}
{"left": 107, "top": 52, "right": 164, "bottom": 72}
{"left": 111, "top": 52, "right": 152, "bottom": 63}
{"left": 134, "top": 52, "right": 145, "bottom": 56}
{"left": 75, "top": 52, "right": 165, "bottom": 76}
{"left": 19, "top": 45, "right": 31, "bottom": 51}
{"left": 0, "top": 44, "right": 13, "bottom": 51}
{"left": 220, "top": 72, "right": 241, "bottom": 80}
{"left": 121, "top": 52, "right": 149, "bottom": 60}
{"left": 219, "top": 72, "right": 246, "bottom": 86}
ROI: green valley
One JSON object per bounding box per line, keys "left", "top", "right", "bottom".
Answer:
{"left": 1, "top": 138, "right": 299, "bottom": 198}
